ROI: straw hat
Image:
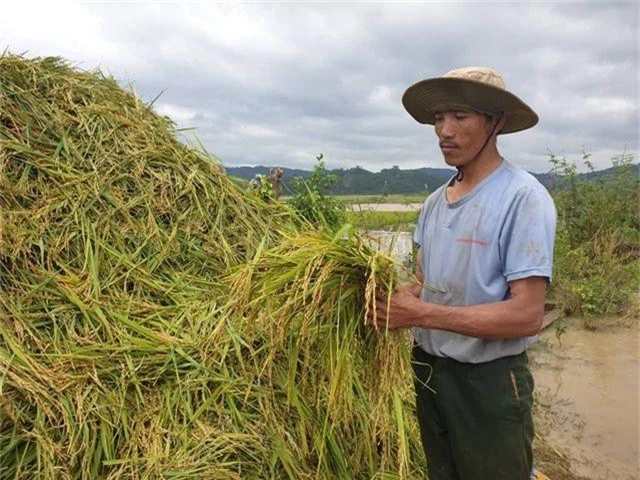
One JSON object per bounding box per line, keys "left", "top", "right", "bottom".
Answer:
{"left": 402, "top": 66, "right": 538, "bottom": 134}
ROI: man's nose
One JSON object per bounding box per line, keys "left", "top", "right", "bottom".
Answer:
{"left": 437, "top": 117, "right": 455, "bottom": 138}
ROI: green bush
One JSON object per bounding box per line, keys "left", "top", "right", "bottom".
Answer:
{"left": 548, "top": 152, "right": 639, "bottom": 320}
{"left": 553, "top": 227, "right": 639, "bottom": 322}
{"left": 287, "top": 154, "right": 346, "bottom": 230}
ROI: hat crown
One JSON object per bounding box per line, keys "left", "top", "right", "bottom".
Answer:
{"left": 443, "top": 66, "right": 506, "bottom": 90}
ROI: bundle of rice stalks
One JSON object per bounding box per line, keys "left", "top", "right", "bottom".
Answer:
{"left": 226, "top": 226, "right": 423, "bottom": 478}
{"left": 0, "top": 53, "right": 425, "bottom": 479}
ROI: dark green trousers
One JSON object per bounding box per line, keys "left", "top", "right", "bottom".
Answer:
{"left": 412, "top": 345, "right": 534, "bottom": 480}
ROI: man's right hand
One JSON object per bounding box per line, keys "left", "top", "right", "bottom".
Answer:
{"left": 366, "top": 280, "right": 425, "bottom": 330}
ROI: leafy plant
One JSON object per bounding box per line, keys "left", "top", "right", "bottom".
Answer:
{"left": 247, "top": 173, "right": 275, "bottom": 202}
{"left": 287, "top": 154, "right": 347, "bottom": 230}
{"left": 548, "top": 151, "right": 640, "bottom": 320}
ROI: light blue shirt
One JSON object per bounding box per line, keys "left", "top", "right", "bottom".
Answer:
{"left": 412, "top": 160, "right": 557, "bottom": 363}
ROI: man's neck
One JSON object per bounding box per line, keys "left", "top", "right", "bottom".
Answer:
{"left": 447, "top": 151, "right": 503, "bottom": 203}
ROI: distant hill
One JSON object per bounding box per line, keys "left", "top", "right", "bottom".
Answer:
{"left": 224, "top": 163, "right": 638, "bottom": 196}
{"left": 225, "top": 165, "right": 455, "bottom": 195}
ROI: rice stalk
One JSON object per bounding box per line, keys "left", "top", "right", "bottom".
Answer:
{"left": 0, "top": 53, "right": 427, "bottom": 479}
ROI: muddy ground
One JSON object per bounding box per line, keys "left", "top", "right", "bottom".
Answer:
{"left": 530, "top": 316, "right": 639, "bottom": 480}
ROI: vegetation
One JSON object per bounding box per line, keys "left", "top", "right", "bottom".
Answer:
{"left": 227, "top": 165, "right": 453, "bottom": 196}
{"left": 337, "top": 194, "right": 426, "bottom": 204}
{"left": 0, "top": 54, "right": 425, "bottom": 479}
{"left": 227, "top": 226, "right": 421, "bottom": 478}
{"left": 346, "top": 210, "right": 419, "bottom": 231}
{"left": 547, "top": 152, "right": 639, "bottom": 323}
{"left": 287, "top": 154, "right": 347, "bottom": 231}
{"left": 1, "top": 51, "right": 636, "bottom": 480}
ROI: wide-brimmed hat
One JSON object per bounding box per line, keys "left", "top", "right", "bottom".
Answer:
{"left": 402, "top": 66, "right": 538, "bottom": 134}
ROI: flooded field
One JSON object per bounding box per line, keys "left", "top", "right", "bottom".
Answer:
{"left": 530, "top": 320, "right": 639, "bottom": 480}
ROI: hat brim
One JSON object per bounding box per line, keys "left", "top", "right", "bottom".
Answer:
{"left": 402, "top": 77, "right": 538, "bottom": 134}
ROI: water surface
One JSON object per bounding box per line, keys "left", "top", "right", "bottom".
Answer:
{"left": 530, "top": 323, "right": 639, "bottom": 480}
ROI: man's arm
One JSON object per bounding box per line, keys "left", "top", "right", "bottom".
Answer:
{"left": 369, "top": 273, "right": 547, "bottom": 339}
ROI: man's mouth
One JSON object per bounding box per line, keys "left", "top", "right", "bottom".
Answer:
{"left": 440, "top": 142, "right": 458, "bottom": 152}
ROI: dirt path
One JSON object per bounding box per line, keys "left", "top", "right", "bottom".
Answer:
{"left": 530, "top": 317, "right": 639, "bottom": 480}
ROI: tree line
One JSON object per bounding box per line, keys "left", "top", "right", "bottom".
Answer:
{"left": 226, "top": 162, "right": 638, "bottom": 196}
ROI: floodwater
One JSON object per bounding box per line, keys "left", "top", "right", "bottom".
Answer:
{"left": 530, "top": 322, "right": 640, "bottom": 480}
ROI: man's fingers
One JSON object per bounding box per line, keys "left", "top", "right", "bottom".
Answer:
{"left": 375, "top": 298, "right": 389, "bottom": 313}
{"left": 366, "top": 292, "right": 399, "bottom": 329}
{"left": 374, "top": 288, "right": 388, "bottom": 301}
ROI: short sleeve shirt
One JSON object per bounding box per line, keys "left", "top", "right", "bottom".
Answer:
{"left": 412, "top": 160, "right": 557, "bottom": 363}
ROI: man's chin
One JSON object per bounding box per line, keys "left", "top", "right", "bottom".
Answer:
{"left": 442, "top": 156, "right": 463, "bottom": 168}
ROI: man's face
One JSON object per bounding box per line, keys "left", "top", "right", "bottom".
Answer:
{"left": 433, "top": 110, "right": 495, "bottom": 167}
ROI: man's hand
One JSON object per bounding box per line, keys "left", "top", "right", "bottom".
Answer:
{"left": 366, "top": 281, "right": 424, "bottom": 330}
{"left": 366, "top": 276, "right": 548, "bottom": 338}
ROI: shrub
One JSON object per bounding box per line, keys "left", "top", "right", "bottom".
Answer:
{"left": 287, "top": 154, "right": 347, "bottom": 230}
{"left": 548, "top": 152, "right": 640, "bottom": 320}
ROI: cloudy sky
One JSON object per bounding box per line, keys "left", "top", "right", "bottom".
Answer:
{"left": 2, "top": 2, "right": 637, "bottom": 173}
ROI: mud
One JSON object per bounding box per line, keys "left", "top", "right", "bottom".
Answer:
{"left": 530, "top": 318, "right": 639, "bottom": 480}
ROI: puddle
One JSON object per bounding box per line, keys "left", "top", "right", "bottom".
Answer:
{"left": 530, "top": 322, "right": 639, "bottom": 480}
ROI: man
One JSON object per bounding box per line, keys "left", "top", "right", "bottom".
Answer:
{"left": 368, "top": 67, "right": 556, "bottom": 480}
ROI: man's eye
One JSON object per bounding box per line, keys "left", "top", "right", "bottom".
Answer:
{"left": 454, "top": 113, "right": 468, "bottom": 120}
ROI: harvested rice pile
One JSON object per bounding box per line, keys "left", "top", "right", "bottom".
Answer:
{"left": 0, "top": 54, "right": 425, "bottom": 479}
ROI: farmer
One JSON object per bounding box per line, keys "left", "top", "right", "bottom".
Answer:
{"left": 368, "top": 67, "right": 556, "bottom": 480}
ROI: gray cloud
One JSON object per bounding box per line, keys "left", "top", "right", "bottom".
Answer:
{"left": 1, "top": 2, "right": 637, "bottom": 173}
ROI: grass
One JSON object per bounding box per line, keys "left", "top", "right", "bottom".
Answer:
{"left": 335, "top": 194, "right": 425, "bottom": 204}
{"left": 281, "top": 194, "right": 425, "bottom": 204}
{"left": 346, "top": 211, "right": 419, "bottom": 231}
